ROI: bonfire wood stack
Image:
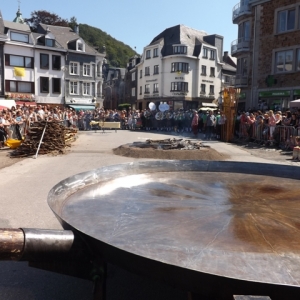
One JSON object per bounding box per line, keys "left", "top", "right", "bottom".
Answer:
{"left": 11, "top": 121, "right": 77, "bottom": 157}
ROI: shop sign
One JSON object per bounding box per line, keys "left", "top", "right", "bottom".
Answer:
{"left": 144, "top": 93, "right": 160, "bottom": 98}
{"left": 259, "top": 90, "right": 290, "bottom": 97}
{"left": 172, "top": 92, "right": 187, "bottom": 96}
{"left": 293, "top": 90, "right": 300, "bottom": 96}
{"left": 239, "top": 92, "right": 246, "bottom": 99}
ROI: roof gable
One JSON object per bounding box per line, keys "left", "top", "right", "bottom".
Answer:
{"left": 37, "top": 23, "right": 101, "bottom": 55}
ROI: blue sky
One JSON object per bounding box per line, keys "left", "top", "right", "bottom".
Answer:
{"left": 2, "top": 0, "right": 239, "bottom": 54}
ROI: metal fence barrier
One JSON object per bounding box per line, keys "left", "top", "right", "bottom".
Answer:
{"left": 239, "top": 123, "right": 299, "bottom": 149}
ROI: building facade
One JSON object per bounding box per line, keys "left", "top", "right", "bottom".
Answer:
{"left": 37, "top": 24, "right": 105, "bottom": 109}
{"left": 102, "top": 63, "right": 126, "bottom": 109}
{"left": 232, "top": 0, "right": 300, "bottom": 111}
{"left": 136, "top": 25, "right": 224, "bottom": 111}
{"left": 0, "top": 7, "right": 105, "bottom": 109}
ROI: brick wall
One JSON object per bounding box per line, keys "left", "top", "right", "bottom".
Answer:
{"left": 257, "top": 0, "right": 300, "bottom": 88}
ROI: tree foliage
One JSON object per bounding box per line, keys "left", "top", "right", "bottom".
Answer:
{"left": 25, "top": 10, "right": 136, "bottom": 67}
{"left": 25, "top": 10, "right": 69, "bottom": 31}
{"left": 79, "top": 24, "right": 136, "bottom": 68}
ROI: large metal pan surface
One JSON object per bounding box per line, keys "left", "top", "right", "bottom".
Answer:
{"left": 48, "top": 161, "right": 300, "bottom": 299}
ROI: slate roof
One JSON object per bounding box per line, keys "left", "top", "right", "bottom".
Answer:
{"left": 0, "top": 11, "right": 4, "bottom": 35}
{"left": 222, "top": 63, "right": 236, "bottom": 72}
{"left": 149, "top": 24, "right": 209, "bottom": 57}
{"left": 3, "top": 20, "right": 31, "bottom": 32}
{"left": 37, "top": 23, "right": 101, "bottom": 56}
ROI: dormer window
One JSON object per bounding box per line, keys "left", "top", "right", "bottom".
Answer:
{"left": 10, "top": 32, "right": 29, "bottom": 43}
{"left": 173, "top": 46, "right": 187, "bottom": 54}
{"left": 45, "top": 38, "right": 55, "bottom": 47}
{"left": 77, "top": 40, "right": 85, "bottom": 52}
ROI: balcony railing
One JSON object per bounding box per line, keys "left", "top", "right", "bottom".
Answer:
{"left": 235, "top": 74, "right": 248, "bottom": 87}
{"left": 231, "top": 37, "right": 251, "bottom": 55}
{"left": 232, "top": 0, "right": 251, "bottom": 23}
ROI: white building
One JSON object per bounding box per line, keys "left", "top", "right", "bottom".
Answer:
{"left": 1, "top": 7, "right": 105, "bottom": 109}
{"left": 136, "top": 24, "right": 224, "bottom": 110}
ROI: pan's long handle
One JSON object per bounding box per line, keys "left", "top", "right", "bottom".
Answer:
{"left": 0, "top": 228, "right": 75, "bottom": 261}
{"left": 0, "top": 228, "right": 24, "bottom": 260}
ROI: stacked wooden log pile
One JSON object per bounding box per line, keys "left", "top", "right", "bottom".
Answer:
{"left": 11, "top": 121, "right": 77, "bottom": 157}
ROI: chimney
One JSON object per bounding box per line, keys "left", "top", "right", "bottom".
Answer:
{"left": 74, "top": 25, "right": 79, "bottom": 34}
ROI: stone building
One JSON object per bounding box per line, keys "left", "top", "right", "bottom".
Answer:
{"left": 232, "top": 0, "right": 300, "bottom": 111}
{"left": 124, "top": 55, "right": 140, "bottom": 109}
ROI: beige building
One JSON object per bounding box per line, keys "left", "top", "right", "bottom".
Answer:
{"left": 136, "top": 25, "right": 224, "bottom": 111}
{"left": 232, "top": 0, "right": 300, "bottom": 111}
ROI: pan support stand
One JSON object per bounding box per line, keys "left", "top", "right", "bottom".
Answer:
{"left": 92, "top": 261, "right": 107, "bottom": 300}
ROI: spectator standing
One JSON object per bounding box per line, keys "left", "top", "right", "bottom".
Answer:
{"left": 205, "top": 110, "right": 216, "bottom": 140}
{"left": 191, "top": 110, "right": 199, "bottom": 136}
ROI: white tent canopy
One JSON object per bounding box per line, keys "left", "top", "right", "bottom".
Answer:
{"left": 202, "top": 102, "right": 218, "bottom": 107}
{"left": 290, "top": 99, "right": 300, "bottom": 107}
{"left": 0, "top": 99, "right": 17, "bottom": 109}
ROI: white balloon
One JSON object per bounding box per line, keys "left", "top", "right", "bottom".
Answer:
{"left": 149, "top": 102, "right": 156, "bottom": 110}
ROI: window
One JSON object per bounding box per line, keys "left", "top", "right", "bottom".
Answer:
{"left": 145, "top": 66, "right": 150, "bottom": 76}
{"left": 275, "top": 50, "right": 293, "bottom": 73}
{"left": 5, "top": 54, "right": 33, "bottom": 68}
{"left": 52, "top": 78, "right": 61, "bottom": 94}
{"left": 140, "top": 86, "right": 142, "bottom": 95}
{"left": 77, "top": 42, "right": 84, "bottom": 51}
{"left": 237, "top": 57, "right": 248, "bottom": 76}
{"left": 297, "top": 49, "right": 300, "bottom": 71}
{"left": 70, "top": 62, "right": 79, "bottom": 75}
{"left": 238, "top": 21, "right": 250, "bottom": 41}
{"left": 210, "top": 67, "right": 215, "bottom": 77}
{"left": 154, "top": 65, "right": 159, "bottom": 74}
{"left": 153, "top": 83, "right": 159, "bottom": 93}
{"left": 171, "top": 62, "right": 189, "bottom": 73}
{"left": 70, "top": 81, "right": 78, "bottom": 94}
{"left": 131, "top": 87, "right": 136, "bottom": 97}
{"left": 140, "top": 70, "right": 142, "bottom": 78}
{"left": 277, "top": 9, "right": 296, "bottom": 33}
{"left": 83, "top": 82, "right": 91, "bottom": 95}
{"left": 45, "top": 39, "right": 55, "bottom": 47}
{"left": 209, "top": 85, "right": 214, "bottom": 95}
{"left": 200, "top": 84, "right": 206, "bottom": 94}
{"left": 145, "top": 84, "right": 150, "bottom": 94}
{"left": 10, "top": 32, "right": 29, "bottom": 43}
{"left": 203, "top": 48, "right": 208, "bottom": 58}
{"left": 52, "top": 55, "right": 61, "bottom": 70}
{"left": 40, "top": 77, "right": 49, "bottom": 93}
{"left": 153, "top": 48, "right": 158, "bottom": 57}
{"left": 201, "top": 65, "right": 207, "bottom": 75}
{"left": 40, "top": 54, "right": 49, "bottom": 69}
{"left": 171, "top": 82, "right": 188, "bottom": 92}
{"left": 5, "top": 80, "right": 34, "bottom": 93}
{"left": 83, "top": 64, "right": 91, "bottom": 76}
{"left": 146, "top": 50, "right": 151, "bottom": 59}
{"left": 210, "top": 50, "right": 215, "bottom": 60}
{"left": 173, "top": 46, "right": 187, "bottom": 54}
{"left": 131, "top": 72, "right": 136, "bottom": 81}
{"left": 224, "top": 75, "right": 230, "bottom": 84}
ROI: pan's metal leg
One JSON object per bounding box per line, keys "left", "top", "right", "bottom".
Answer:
{"left": 92, "top": 262, "right": 106, "bottom": 300}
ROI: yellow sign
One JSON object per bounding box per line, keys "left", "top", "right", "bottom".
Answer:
{"left": 14, "top": 67, "right": 25, "bottom": 77}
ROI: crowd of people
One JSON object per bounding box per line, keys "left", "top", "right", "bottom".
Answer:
{"left": 1, "top": 103, "right": 300, "bottom": 151}
{"left": 236, "top": 109, "right": 300, "bottom": 150}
